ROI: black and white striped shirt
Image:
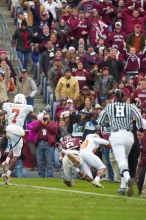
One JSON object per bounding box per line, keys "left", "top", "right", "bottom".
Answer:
{"left": 97, "top": 102, "right": 143, "bottom": 132}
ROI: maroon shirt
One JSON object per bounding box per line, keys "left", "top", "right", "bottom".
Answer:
{"left": 140, "top": 134, "right": 146, "bottom": 166}
{"left": 98, "top": 1, "right": 117, "bottom": 25}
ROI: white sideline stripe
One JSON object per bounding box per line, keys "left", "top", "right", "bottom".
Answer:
{"left": 0, "top": 182, "right": 146, "bottom": 202}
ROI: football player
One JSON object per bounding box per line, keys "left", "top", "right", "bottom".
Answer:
{"left": 57, "top": 133, "right": 110, "bottom": 188}
{"left": 1, "top": 93, "right": 35, "bottom": 184}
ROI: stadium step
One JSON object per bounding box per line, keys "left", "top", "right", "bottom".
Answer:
{"left": 0, "top": 1, "right": 46, "bottom": 111}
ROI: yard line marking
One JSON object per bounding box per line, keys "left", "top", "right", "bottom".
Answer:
{"left": 0, "top": 182, "right": 146, "bottom": 202}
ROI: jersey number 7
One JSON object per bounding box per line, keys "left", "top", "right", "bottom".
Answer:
{"left": 12, "top": 108, "right": 20, "bottom": 123}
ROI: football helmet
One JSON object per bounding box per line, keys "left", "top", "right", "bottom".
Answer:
{"left": 14, "top": 93, "right": 26, "bottom": 104}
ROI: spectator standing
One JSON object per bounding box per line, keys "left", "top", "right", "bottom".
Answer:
{"left": 43, "top": 0, "right": 62, "bottom": 20}
{"left": 126, "top": 24, "right": 145, "bottom": 53}
{"left": 108, "top": 21, "right": 127, "bottom": 52}
{"left": 55, "top": 69, "right": 80, "bottom": 102}
{"left": 98, "top": 0, "right": 117, "bottom": 32}
{"left": 0, "top": 69, "right": 8, "bottom": 106}
{"left": 100, "top": 47, "right": 124, "bottom": 83}
{"left": 123, "top": 46, "right": 141, "bottom": 79}
{"left": 0, "top": 50, "right": 16, "bottom": 84}
{"left": 31, "top": 111, "right": 59, "bottom": 177}
{"left": 98, "top": 66, "right": 117, "bottom": 105}
{"left": 17, "top": 69, "right": 37, "bottom": 105}
{"left": 73, "top": 62, "right": 90, "bottom": 90}
{"left": 12, "top": 20, "right": 32, "bottom": 69}
{"left": 20, "top": 0, "right": 45, "bottom": 29}
{"left": 122, "top": 7, "right": 146, "bottom": 34}
{"left": 54, "top": 18, "right": 70, "bottom": 49}
{"left": 39, "top": 40, "right": 55, "bottom": 102}
{"left": 88, "top": 9, "right": 108, "bottom": 47}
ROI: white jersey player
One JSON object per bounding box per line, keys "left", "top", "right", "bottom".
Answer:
{"left": 79, "top": 133, "right": 109, "bottom": 188}
{"left": 57, "top": 133, "right": 110, "bottom": 188}
{"left": 3, "top": 102, "right": 33, "bottom": 127}
{"left": 1, "top": 94, "right": 33, "bottom": 184}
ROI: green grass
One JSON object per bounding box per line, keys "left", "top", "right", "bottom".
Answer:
{"left": 0, "top": 178, "right": 145, "bottom": 220}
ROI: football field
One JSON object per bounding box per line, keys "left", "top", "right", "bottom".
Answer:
{"left": 0, "top": 178, "right": 145, "bottom": 220}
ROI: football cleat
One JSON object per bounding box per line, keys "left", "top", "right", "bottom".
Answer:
{"left": 63, "top": 178, "right": 72, "bottom": 187}
{"left": 118, "top": 188, "right": 126, "bottom": 195}
{"left": 92, "top": 179, "right": 104, "bottom": 188}
{"left": 127, "top": 178, "right": 134, "bottom": 197}
{"left": 2, "top": 161, "right": 9, "bottom": 173}
{"left": 2, "top": 173, "right": 10, "bottom": 185}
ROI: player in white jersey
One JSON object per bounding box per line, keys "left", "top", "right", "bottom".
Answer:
{"left": 1, "top": 94, "right": 33, "bottom": 184}
{"left": 79, "top": 133, "right": 109, "bottom": 187}
{"left": 57, "top": 133, "right": 110, "bottom": 188}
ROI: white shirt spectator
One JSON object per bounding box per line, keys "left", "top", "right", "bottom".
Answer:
{"left": 43, "top": 0, "right": 62, "bottom": 20}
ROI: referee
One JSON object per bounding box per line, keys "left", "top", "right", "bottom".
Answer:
{"left": 97, "top": 89, "right": 144, "bottom": 197}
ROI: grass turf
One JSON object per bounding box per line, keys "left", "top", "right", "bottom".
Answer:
{"left": 0, "top": 178, "right": 145, "bottom": 220}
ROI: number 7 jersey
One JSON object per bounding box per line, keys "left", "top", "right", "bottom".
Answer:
{"left": 3, "top": 102, "right": 33, "bottom": 127}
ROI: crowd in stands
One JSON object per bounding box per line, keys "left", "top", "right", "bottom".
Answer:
{"left": 0, "top": 0, "right": 146, "bottom": 196}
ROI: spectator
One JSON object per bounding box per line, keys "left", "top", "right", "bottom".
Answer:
{"left": 126, "top": 24, "right": 145, "bottom": 53}
{"left": 55, "top": 18, "right": 70, "bottom": 49}
{"left": 55, "top": 69, "right": 80, "bottom": 101}
{"left": 132, "top": 79, "right": 146, "bottom": 112}
{"left": 37, "top": 11, "right": 53, "bottom": 30}
{"left": 81, "top": 96, "right": 94, "bottom": 113}
{"left": 100, "top": 47, "right": 124, "bottom": 83}
{"left": 17, "top": 69, "right": 37, "bottom": 105}
{"left": 122, "top": 7, "right": 146, "bottom": 33}
{"left": 43, "top": 0, "right": 62, "bottom": 20}
{"left": 73, "top": 62, "right": 90, "bottom": 90}
{"left": 84, "top": 45, "right": 102, "bottom": 71}
{"left": 31, "top": 111, "right": 59, "bottom": 177}
{"left": 54, "top": 97, "right": 67, "bottom": 121}
{"left": 0, "top": 61, "right": 11, "bottom": 91}
{"left": 12, "top": 20, "right": 32, "bottom": 69}
{"left": 77, "top": 0, "right": 99, "bottom": 13}
{"left": 0, "top": 69, "right": 8, "bottom": 106}
{"left": 108, "top": 21, "right": 127, "bottom": 52}
{"left": 48, "top": 58, "right": 68, "bottom": 90}
{"left": 123, "top": 46, "right": 141, "bottom": 79}
{"left": 98, "top": 0, "right": 117, "bottom": 32}
{"left": 40, "top": 40, "right": 55, "bottom": 76}
{"left": 98, "top": 66, "right": 117, "bottom": 104}
{"left": 140, "top": 41, "right": 146, "bottom": 74}
{"left": 76, "top": 85, "right": 95, "bottom": 109}
{"left": 50, "top": 32, "right": 59, "bottom": 49}
{"left": 88, "top": 9, "right": 108, "bottom": 47}
{"left": 0, "top": 50, "right": 16, "bottom": 84}
{"left": 20, "top": 0, "right": 45, "bottom": 28}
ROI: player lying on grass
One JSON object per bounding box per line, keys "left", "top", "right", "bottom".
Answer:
{"left": 56, "top": 133, "right": 110, "bottom": 188}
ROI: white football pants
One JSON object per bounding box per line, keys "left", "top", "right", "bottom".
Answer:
{"left": 7, "top": 133, "right": 23, "bottom": 157}
{"left": 109, "top": 130, "right": 134, "bottom": 175}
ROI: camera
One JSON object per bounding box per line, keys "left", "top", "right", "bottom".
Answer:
{"left": 43, "top": 117, "right": 48, "bottom": 122}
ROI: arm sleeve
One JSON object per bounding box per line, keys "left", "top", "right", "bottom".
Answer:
{"left": 94, "top": 137, "right": 109, "bottom": 146}
{"left": 97, "top": 109, "right": 108, "bottom": 126}
{"left": 131, "top": 104, "right": 143, "bottom": 129}
{"left": 29, "top": 79, "right": 38, "bottom": 97}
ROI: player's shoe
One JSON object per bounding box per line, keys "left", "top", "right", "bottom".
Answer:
{"left": 63, "top": 178, "right": 72, "bottom": 187}
{"left": 55, "top": 142, "right": 63, "bottom": 152}
{"left": 118, "top": 188, "right": 126, "bottom": 195}
{"left": 92, "top": 179, "right": 104, "bottom": 188}
{"left": 2, "top": 161, "right": 9, "bottom": 173}
{"left": 2, "top": 173, "right": 10, "bottom": 185}
{"left": 127, "top": 178, "right": 134, "bottom": 197}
